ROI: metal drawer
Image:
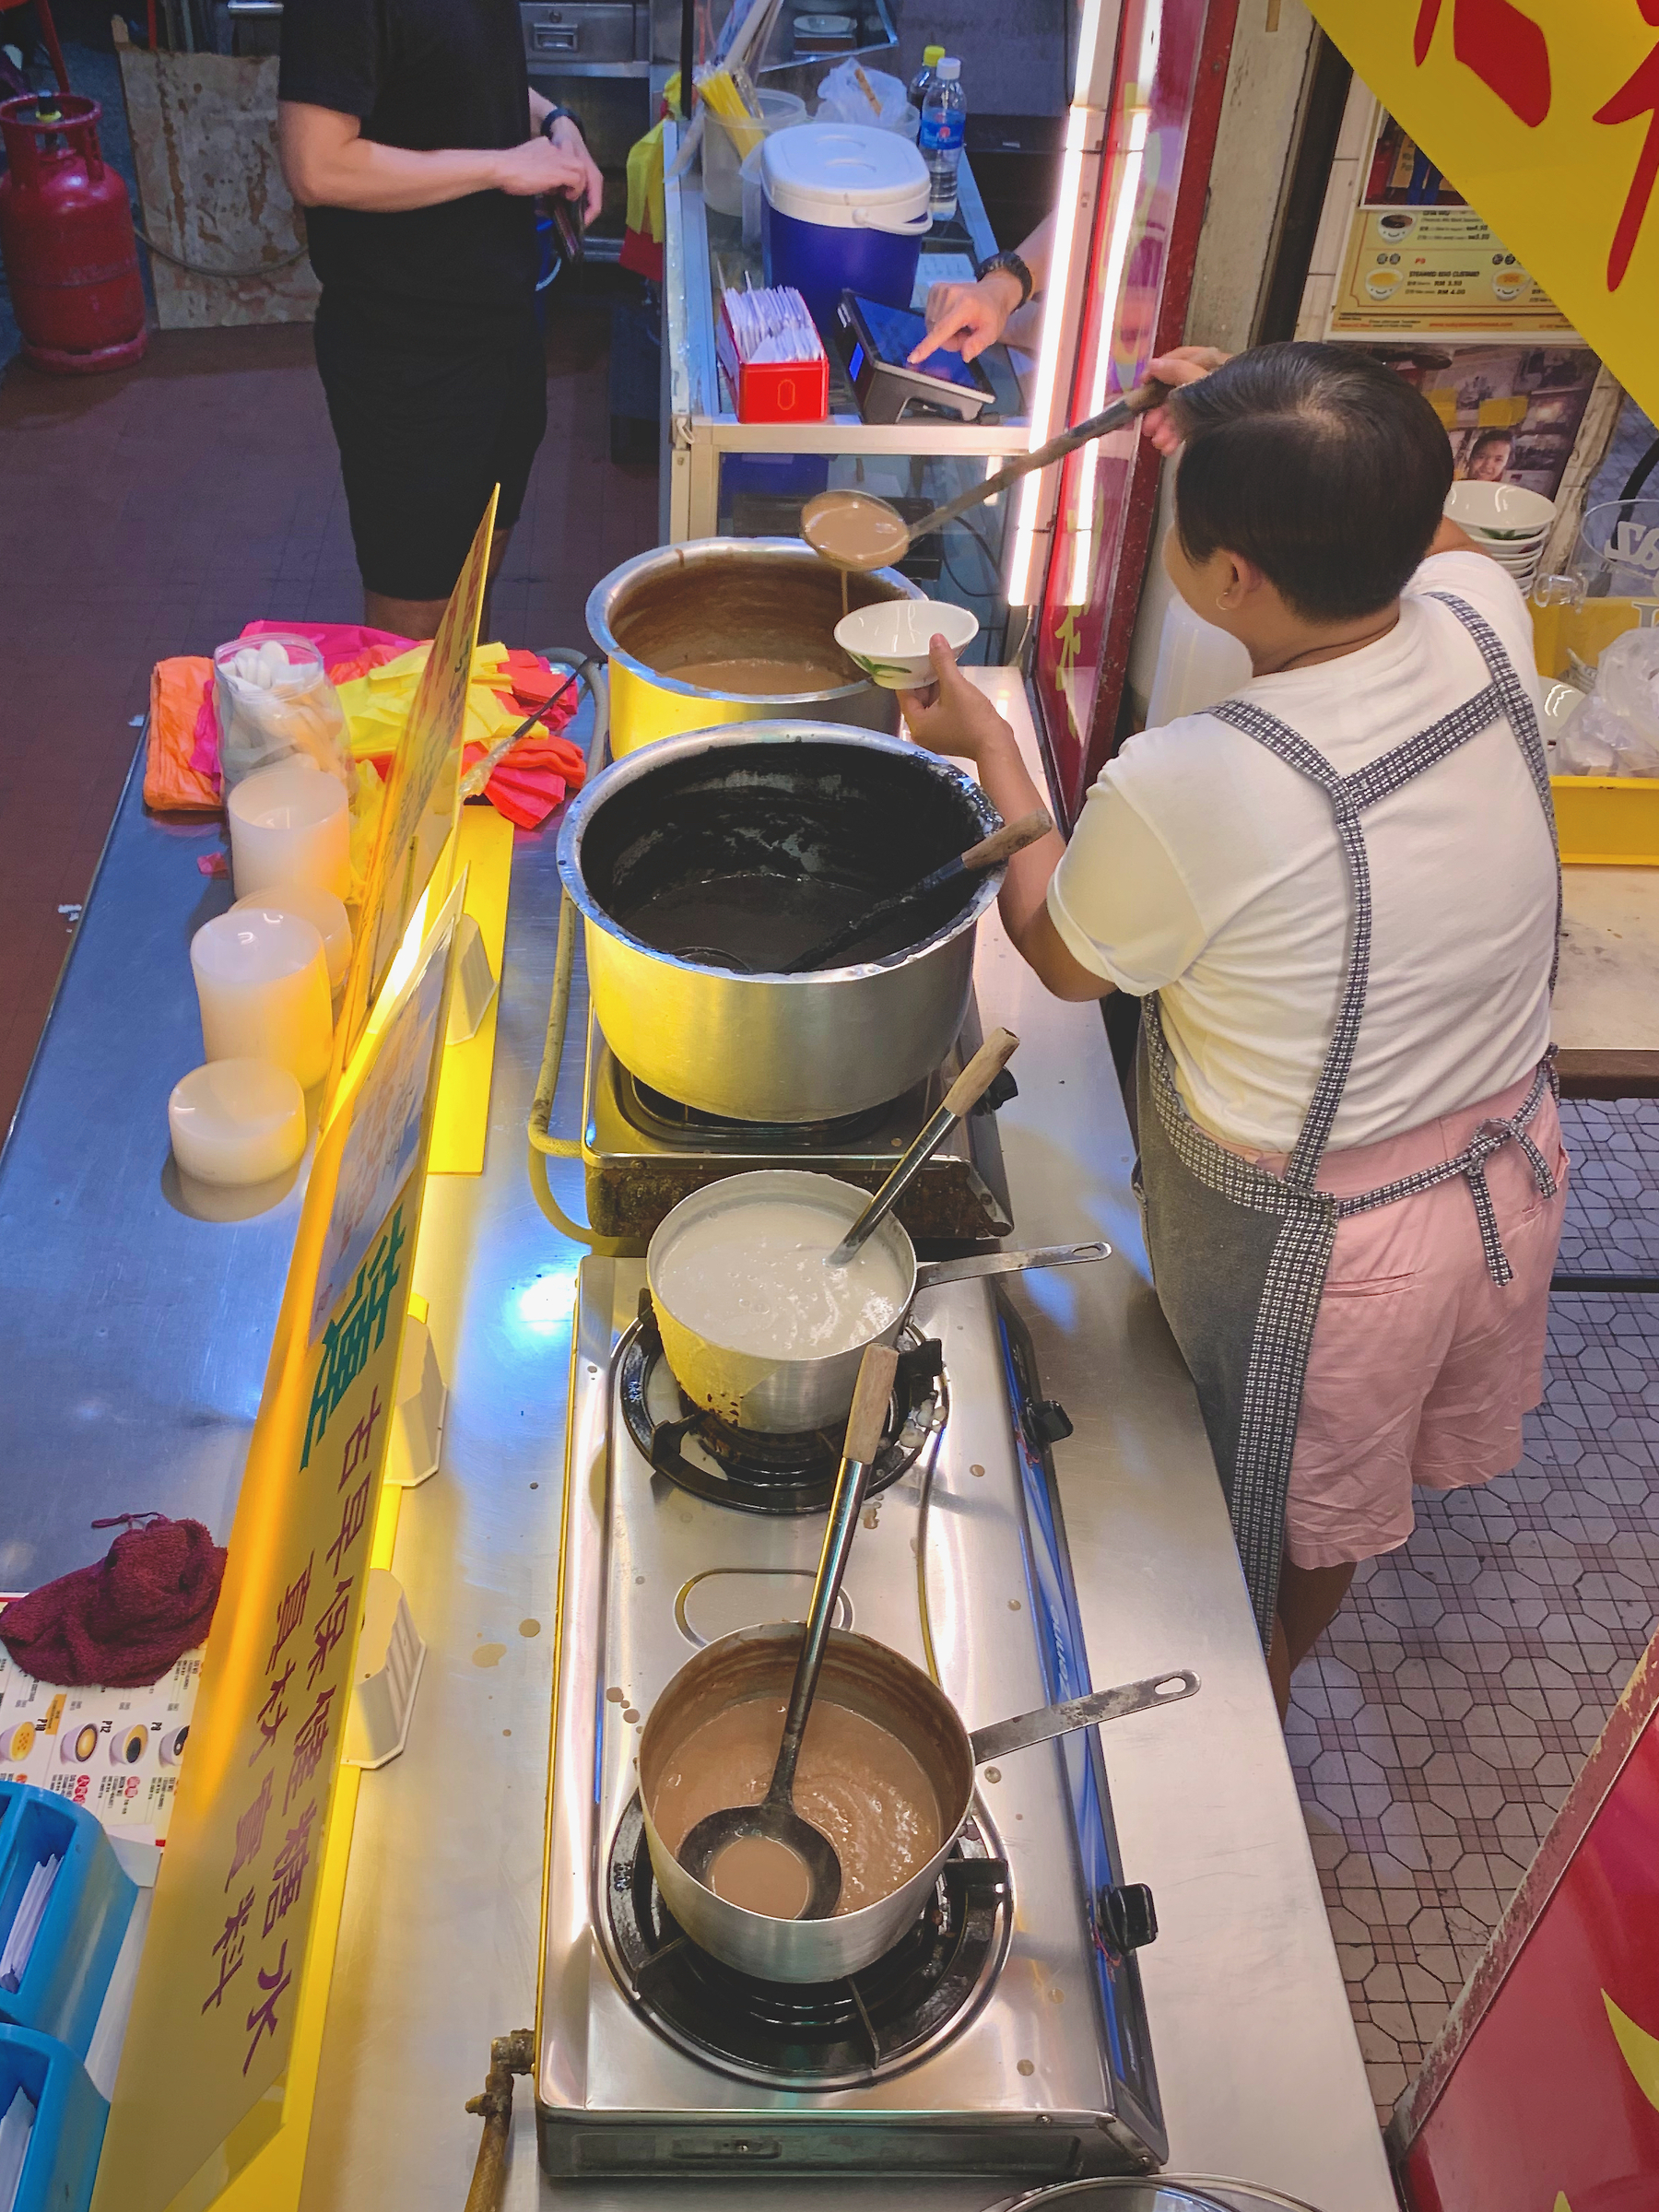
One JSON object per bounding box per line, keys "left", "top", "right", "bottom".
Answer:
{"left": 519, "top": 4, "right": 643, "bottom": 64}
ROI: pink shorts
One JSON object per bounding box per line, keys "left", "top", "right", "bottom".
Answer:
{"left": 1242, "top": 1074, "right": 1569, "bottom": 1571}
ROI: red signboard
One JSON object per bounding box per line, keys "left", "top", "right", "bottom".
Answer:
{"left": 1395, "top": 1636, "right": 1659, "bottom": 2210}
{"left": 1033, "top": 0, "right": 1237, "bottom": 822}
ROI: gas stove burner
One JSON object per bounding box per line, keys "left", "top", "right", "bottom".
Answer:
{"left": 605, "top": 1795, "right": 1011, "bottom": 2088}
{"left": 618, "top": 1300, "right": 944, "bottom": 1513}
{"left": 623, "top": 1071, "right": 897, "bottom": 1150}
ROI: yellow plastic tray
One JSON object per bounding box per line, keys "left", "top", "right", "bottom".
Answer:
{"left": 1551, "top": 774, "right": 1659, "bottom": 866}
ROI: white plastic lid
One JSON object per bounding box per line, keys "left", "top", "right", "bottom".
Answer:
{"left": 761, "top": 124, "right": 930, "bottom": 229}
{"left": 935, "top": 56, "right": 960, "bottom": 77}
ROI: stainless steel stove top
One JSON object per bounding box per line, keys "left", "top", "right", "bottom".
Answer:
{"left": 536, "top": 1258, "right": 1167, "bottom": 2182}
{"left": 580, "top": 1013, "right": 1015, "bottom": 1249}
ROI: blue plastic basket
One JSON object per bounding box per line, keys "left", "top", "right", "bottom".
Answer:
{"left": 0, "top": 1785, "right": 135, "bottom": 2059}
{"left": 0, "top": 2027, "right": 107, "bottom": 2212}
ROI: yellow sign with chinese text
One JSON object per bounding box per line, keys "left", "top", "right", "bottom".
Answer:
{"left": 1306, "top": 1, "right": 1659, "bottom": 417}
{"left": 90, "top": 890, "right": 464, "bottom": 2212}
{"left": 331, "top": 490, "right": 497, "bottom": 1088}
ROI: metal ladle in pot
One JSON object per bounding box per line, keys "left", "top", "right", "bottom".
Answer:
{"left": 676, "top": 1340, "right": 901, "bottom": 1918}
{"left": 802, "top": 380, "right": 1170, "bottom": 573}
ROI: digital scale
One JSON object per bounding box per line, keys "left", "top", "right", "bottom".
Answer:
{"left": 832, "top": 291, "right": 997, "bottom": 424}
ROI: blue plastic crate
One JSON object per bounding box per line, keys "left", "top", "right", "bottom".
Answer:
{"left": 0, "top": 2027, "right": 107, "bottom": 2212}
{"left": 0, "top": 1786, "right": 135, "bottom": 2060}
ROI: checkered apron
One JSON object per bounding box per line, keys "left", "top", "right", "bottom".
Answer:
{"left": 1134, "top": 593, "right": 1562, "bottom": 1645}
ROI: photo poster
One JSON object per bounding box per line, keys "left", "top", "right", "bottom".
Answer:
{"left": 1305, "top": 4, "right": 1659, "bottom": 418}
{"left": 89, "top": 887, "right": 465, "bottom": 2212}
{"left": 1361, "top": 342, "right": 1601, "bottom": 502}
{"left": 330, "top": 487, "right": 498, "bottom": 1092}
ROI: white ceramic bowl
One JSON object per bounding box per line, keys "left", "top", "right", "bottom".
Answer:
{"left": 1445, "top": 480, "right": 1556, "bottom": 535}
{"left": 834, "top": 598, "right": 979, "bottom": 689}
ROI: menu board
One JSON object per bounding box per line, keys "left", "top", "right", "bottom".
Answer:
{"left": 1330, "top": 205, "right": 1570, "bottom": 333}
{"left": 0, "top": 1629, "right": 202, "bottom": 1853}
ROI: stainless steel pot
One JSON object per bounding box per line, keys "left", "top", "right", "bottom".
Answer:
{"left": 586, "top": 538, "right": 922, "bottom": 754}
{"left": 648, "top": 1169, "right": 1110, "bottom": 1431}
{"left": 991, "top": 2183, "right": 1327, "bottom": 2212}
{"left": 557, "top": 724, "right": 1001, "bottom": 1122}
{"left": 639, "top": 1623, "right": 1197, "bottom": 1983}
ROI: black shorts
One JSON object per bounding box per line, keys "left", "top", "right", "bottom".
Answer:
{"left": 313, "top": 288, "right": 547, "bottom": 602}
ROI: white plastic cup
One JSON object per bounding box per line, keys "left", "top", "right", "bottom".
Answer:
{"left": 168, "top": 1058, "right": 307, "bottom": 1186}
{"left": 229, "top": 757, "right": 350, "bottom": 901}
{"left": 233, "top": 880, "right": 352, "bottom": 990}
{"left": 190, "top": 908, "right": 334, "bottom": 1089}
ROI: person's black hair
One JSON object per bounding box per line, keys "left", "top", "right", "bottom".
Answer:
{"left": 1469, "top": 428, "right": 1513, "bottom": 453}
{"left": 1171, "top": 342, "right": 1453, "bottom": 623}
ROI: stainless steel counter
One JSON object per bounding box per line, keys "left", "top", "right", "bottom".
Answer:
{"left": 0, "top": 688, "right": 1394, "bottom": 2211}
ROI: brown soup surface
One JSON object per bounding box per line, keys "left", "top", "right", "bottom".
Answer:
{"left": 665, "top": 655, "right": 851, "bottom": 695}
{"left": 653, "top": 1691, "right": 943, "bottom": 1918}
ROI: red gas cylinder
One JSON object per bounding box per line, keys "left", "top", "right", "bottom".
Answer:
{"left": 0, "top": 93, "right": 147, "bottom": 374}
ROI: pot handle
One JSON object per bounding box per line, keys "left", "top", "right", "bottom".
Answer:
{"left": 913, "top": 1241, "right": 1111, "bottom": 1291}
{"left": 968, "top": 1670, "right": 1199, "bottom": 1765}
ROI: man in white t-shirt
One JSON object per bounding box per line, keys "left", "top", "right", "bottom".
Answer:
{"left": 900, "top": 342, "right": 1566, "bottom": 1715}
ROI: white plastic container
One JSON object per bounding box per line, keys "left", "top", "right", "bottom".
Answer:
{"left": 228, "top": 756, "right": 351, "bottom": 901}
{"left": 190, "top": 907, "right": 334, "bottom": 1089}
{"left": 1145, "top": 594, "right": 1253, "bottom": 728}
{"left": 760, "top": 124, "right": 931, "bottom": 335}
{"left": 232, "top": 880, "right": 352, "bottom": 990}
{"left": 167, "top": 1058, "right": 306, "bottom": 1187}
{"left": 702, "top": 89, "right": 806, "bottom": 218}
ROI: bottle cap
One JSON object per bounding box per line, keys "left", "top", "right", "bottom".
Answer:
{"left": 936, "top": 56, "right": 961, "bottom": 78}
{"left": 923, "top": 44, "right": 945, "bottom": 63}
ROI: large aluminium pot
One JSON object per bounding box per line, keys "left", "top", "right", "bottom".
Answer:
{"left": 556, "top": 724, "right": 1000, "bottom": 1123}
{"left": 638, "top": 1622, "right": 1198, "bottom": 1983}
{"left": 587, "top": 537, "right": 923, "bottom": 754}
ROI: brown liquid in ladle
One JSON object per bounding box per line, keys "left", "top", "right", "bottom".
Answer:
{"left": 802, "top": 379, "right": 1170, "bottom": 574}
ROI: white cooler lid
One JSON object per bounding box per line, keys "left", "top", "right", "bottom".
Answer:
{"left": 760, "top": 123, "right": 929, "bottom": 230}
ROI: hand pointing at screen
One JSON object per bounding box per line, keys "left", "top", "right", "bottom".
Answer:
{"left": 907, "top": 213, "right": 1054, "bottom": 366}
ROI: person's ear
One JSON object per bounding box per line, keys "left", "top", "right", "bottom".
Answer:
{"left": 1214, "top": 550, "right": 1265, "bottom": 613}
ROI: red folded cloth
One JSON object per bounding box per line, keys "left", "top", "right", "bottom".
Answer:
{"left": 0, "top": 1514, "right": 228, "bottom": 1688}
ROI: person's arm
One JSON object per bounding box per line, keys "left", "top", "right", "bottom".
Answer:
{"left": 899, "top": 640, "right": 1112, "bottom": 1002}
{"left": 277, "top": 100, "right": 594, "bottom": 211}
{"left": 908, "top": 212, "right": 1057, "bottom": 365}
{"left": 1428, "top": 515, "right": 1483, "bottom": 559}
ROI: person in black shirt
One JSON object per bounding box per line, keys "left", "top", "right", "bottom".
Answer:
{"left": 277, "top": 0, "right": 602, "bottom": 638}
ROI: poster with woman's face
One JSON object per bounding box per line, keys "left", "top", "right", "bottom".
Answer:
{"left": 1375, "top": 346, "right": 1599, "bottom": 500}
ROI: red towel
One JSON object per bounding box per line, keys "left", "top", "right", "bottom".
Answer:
{"left": 0, "top": 1515, "right": 227, "bottom": 1689}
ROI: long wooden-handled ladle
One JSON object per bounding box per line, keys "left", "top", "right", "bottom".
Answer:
{"left": 782, "top": 809, "right": 1053, "bottom": 974}
{"left": 827, "top": 1028, "right": 1018, "bottom": 1267}
{"left": 676, "top": 1342, "right": 900, "bottom": 1918}
{"left": 803, "top": 379, "right": 1170, "bottom": 571}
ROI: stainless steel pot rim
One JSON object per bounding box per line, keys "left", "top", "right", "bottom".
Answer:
{"left": 584, "top": 535, "right": 923, "bottom": 705}
{"left": 989, "top": 2180, "right": 1327, "bottom": 2212}
{"left": 557, "top": 721, "right": 1003, "bottom": 982}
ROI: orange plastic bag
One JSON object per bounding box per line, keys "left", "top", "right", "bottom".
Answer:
{"left": 143, "top": 656, "right": 219, "bottom": 813}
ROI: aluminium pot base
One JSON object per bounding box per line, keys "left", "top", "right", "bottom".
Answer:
{"left": 603, "top": 1793, "right": 1011, "bottom": 2090}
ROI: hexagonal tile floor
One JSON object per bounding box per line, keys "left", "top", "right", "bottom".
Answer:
{"left": 1286, "top": 1097, "right": 1659, "bottom": 2125}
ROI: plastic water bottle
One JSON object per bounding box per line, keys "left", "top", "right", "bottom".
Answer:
{"left": 908, "top": 43, "right": 945, "bottom": 113}
{"left": 920, "top": 57, "right": 965, "bottom": 223}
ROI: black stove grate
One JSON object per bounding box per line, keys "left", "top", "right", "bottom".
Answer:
{"left": 606, "top": 1796, "right": 1010, "bottom": 2088}
{"left": 618, "top": 1300, "right": 943, "bottom": 1513}
{"left": 623, "top": 1073, "right": 901, "bottom": 1150}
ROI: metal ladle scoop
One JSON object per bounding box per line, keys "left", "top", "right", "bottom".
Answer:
{"left": 803, "top": 378, "right": 1169, "bottom": 572}
{"left": 676, "top": 1340, "right": 901, "bottom": 1919}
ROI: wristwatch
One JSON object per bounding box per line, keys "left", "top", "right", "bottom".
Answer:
{"left": 541, "top": 104, "right": 583, "bottom": 142}
{"left": 975, "top": 248, "right": 1034, "bottom": 308}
